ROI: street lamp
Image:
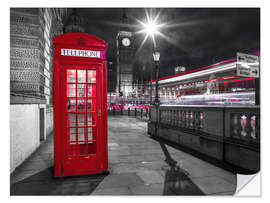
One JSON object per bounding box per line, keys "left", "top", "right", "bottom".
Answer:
{"left": 143, "top": 18, "right": 161, "bottom": 106}
{"left": 153, "top": 51, "right": 160, "bottom": 105}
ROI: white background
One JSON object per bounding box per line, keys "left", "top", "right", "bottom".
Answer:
{"left": 2, "top": 0, "right": 269, "bottom": 202}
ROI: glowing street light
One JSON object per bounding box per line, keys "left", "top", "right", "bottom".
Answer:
{"left": 136, "top": 9, "right": 164, "bottom": 51}
{"left": 136, "top": 9, "right": 164, "bottom": 106}
{"left": 145, "top": 21, "right": 159, "bottom": 40}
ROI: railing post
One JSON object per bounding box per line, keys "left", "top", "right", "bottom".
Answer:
{"left": 155, "top": 105, "right": 159, "bottom": 137}
{"left": 222, "top": 107, "right": 226, "bottom": 162}
{"left": 255, "top": 78, "right": 260, "bottom": 105}
{"left": 135, "top": 108, "right": 136, "bottom": 117}
{"left": 141, "top": 108, "right": 143, "bottom": 118}
{"left": 113, "top": 107, "right": 115, "bottom": 115}
{"left": 128, "top": 107, "right": 130, "bottom": 116}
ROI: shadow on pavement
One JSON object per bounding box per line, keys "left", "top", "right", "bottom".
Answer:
{"left": 159, "top": 142, "right": 205, "bottom": 195}
{"left": 163, "top": 165, "right": 204, "bottom": 195}
{"left": 10, "top": 167, "right": 108, "bottom": 195}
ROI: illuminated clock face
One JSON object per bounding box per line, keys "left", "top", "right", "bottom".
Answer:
{"left": 122, "top": 38, "right": 131, "bottom": 47}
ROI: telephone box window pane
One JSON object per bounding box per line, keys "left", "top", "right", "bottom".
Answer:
{"left": 67, "top": 69, "right": 76, "bottom": 82}
{"left": 87, "top": 84, "right": 96, "bottom": 97}
{"left": 88, "top": 128, "right": 93, "bottom": 141}
{"left": 87, "top": 112, "right": 95, "bottom": 126}
{"left": 67, "top": 84, "right": 76, "bottom": 97}
{"left": 77, "top": 113, "right": 86, "bottom": 126}
{"left": 87, "top": 99, "right": 93, "bottom": 111}
{"left": 77, "top": 99, "right": 85, "bottom": 112}
{"left": 78, "top": 128, "right": 85, "bottom": 141}
{"left": 77, "top": 84, "right": 86, "bottom": 97}
{"left": 67, "top": 99, "right": 76, "bottom": 112}
{"left": 67, "top": 113, "right": 76, "bottom": 127}
{"left": 87, "top": 99, "right": 96, "bottom": 126}
{"left": 78, "top": 70, "right": 86, "bottom": 83}
{"left": 87, "top": 99, "right": 96, "bottom": 112}
{"left": 88, "top": 70, "right": 96, "bottom": 83}
{"left": 68, "top": 128, "right": 76, "bottom": 142}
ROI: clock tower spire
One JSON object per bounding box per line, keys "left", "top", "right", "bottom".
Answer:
{"left": 122, "top": 8, "right": 128, "bottom": 24}
{"left": 120, "top": 8, "right": 130, "bottom": 31}
{"left": 116, "top": 9, "right": 135, "bottom": 100}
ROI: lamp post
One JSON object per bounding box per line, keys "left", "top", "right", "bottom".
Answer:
{"left": 150, "top": 64, "right": 153, "bottom": 105}
{"left": 142, "top": 18, "right": 161, "bottom": 105}
{"left": 153, "top": 51, "right": 160, "bottom": 105}
{"left": 138, "top": 10, "right": 162, "bottom": 124}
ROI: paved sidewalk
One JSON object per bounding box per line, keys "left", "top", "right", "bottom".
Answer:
{"left": 10, "top": 116, "right": 236, "bottom": 195}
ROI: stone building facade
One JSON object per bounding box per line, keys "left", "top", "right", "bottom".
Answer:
{"left": 10, "top": 8, "right": 67, "bottom": 173}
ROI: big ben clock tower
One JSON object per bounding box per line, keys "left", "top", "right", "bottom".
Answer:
{"left": 116, "top": 9, "right": 135, "bottom": 99}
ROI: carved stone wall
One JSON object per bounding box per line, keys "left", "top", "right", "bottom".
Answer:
{"left": 10, "top": 8, "right": 66, "bottom": 105}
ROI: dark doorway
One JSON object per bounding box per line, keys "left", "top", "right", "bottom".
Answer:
{"left": 40, "top": 108, "right": 45, "bottom": 142}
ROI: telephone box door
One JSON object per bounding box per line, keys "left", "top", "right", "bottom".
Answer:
{"left": 62, "top": 65, "right": 101, "bottom": 176}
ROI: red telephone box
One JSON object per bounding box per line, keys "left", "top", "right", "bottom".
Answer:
{"left": 53, "top": 32, "right": 108, "bottom": 177}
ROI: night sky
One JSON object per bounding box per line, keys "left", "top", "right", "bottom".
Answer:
{"left": 73, "top": 8, "right": 260, "bottom": 78}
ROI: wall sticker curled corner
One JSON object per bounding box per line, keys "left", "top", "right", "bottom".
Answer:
{"left": 235, "top": 172, "right": 261, "bottom": 196}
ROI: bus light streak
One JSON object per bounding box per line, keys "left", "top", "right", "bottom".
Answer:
{"left": 224, "top": 78, "right": 255, "bottom": 84}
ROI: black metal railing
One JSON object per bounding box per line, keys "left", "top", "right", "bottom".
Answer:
{"left": 108, "top": 106, "right": 150, "bottom": 121}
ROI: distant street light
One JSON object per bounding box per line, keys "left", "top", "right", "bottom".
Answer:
{"left": 175, "top": 66, "right": 186, "bottom": 74}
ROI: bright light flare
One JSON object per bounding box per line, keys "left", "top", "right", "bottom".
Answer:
{"left": 145, "top": 21, "right": 159, "bottom": 36}
{"left": 135, "top": 9, "right": 164, "bottom": 50}
{"left": 135, "top": 9, "right": 183, "bottom": 51}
